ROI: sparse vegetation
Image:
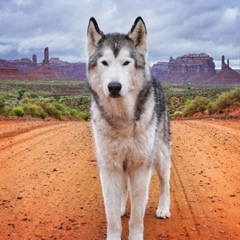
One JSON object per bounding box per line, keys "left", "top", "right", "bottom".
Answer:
{"left": 209, "top": 88, "right": 240, "bottom": 114}
{"left": 0, "top": 79, "right": 239, "bottom": 120}
{"left": 183, "top": 96, "right": 211, "bottom": 116}
{"left": 181, "top": 87, "right": 240, "bottom": 117}
{"left": 0, "top": 80, "right": 90, "bottom": 120}
{"left": 3, "top": 96, "right": 90, "bottom": 120}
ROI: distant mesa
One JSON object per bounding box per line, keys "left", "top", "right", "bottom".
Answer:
{"left": 27, "top": 62, "right": 69, "bottom": 80}
{"left": 152, "top": 53, "right": 240, "bottom": 83}
{"left": 152, "top": 53, "right": 217, "bottom": 83}
{"left": 0, "top": 48, "right": 239, "bottom": 83}
{"left": 49, "top": 57, "right": 86, "bottom": 81}
{"left": 0, "top": 47, "right": 86, "bottom": 81}
{"left": 0, "top": 65, "right": 28, "bottom": 80}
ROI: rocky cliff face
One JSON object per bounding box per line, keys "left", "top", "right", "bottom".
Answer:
{"left": 0, "top": 47, "right": 87, "bottom": 80}
{"left": 151, "top": 62, "right": 168, "bottom": 78}
{"left": 0, "top": 57, "right": 87, "bottom": 80}
{"left": 27, "top": 63, "right": 69, "bottom": 80}
{"left": 168, "top": 53, "right": 216, "bottom": 75}
{"left": 0, "top": 58, "right": 37, "bottom": 74}
{"left": 49, "top": 58, "right": 86, "bottom": 80}
{"left": 152, "top": 53, "right": 216, "bottom": 83}
{"left": 0, "top": 65, "right": 29, "bottom": 80}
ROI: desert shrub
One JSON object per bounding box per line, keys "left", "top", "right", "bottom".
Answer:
{"left": 17, "top": 89, "right": 26, "bottom": 101}
{"left": 70, "top": 109, "right": 90, "bottom": 121}
{"left": 28, "top": 92, "right": 39, "bottom": 99}
{"left": 0, "top": 91, "right": 90, "bottom": 121}
{"left": 59, "top": 95, "right": 91, "bottom": 112}
{"left": 54, "top": 102, "right": 69, "bottom": 116}
{"left": 23, "top": 103, "right": 47, "bottom": 119}
{"left": 210, "top": 88, "right": 240, "bottom": 113}
{"left": 2, "top": 107, "right": 11, "bottom": 116}
{"left": 0, "top": 97, "right": 5, "bottom": 113}
{"left": 170, "top": 110, "right": 182, "bottom": 120}
{"left": 41, "top": 103, "right": 62, "bottom": 120}
{"left": 0, "top": 97, "right": 11, "bottom": 116}
{"left": 10, "top": 107, "right": 25, "bottom": 117}
{"left": 183, "top": 96, "right": 211, "bottom": 116}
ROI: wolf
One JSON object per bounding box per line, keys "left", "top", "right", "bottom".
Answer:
{"left": 86, "top": 16, "right": 171, "bottom": 240}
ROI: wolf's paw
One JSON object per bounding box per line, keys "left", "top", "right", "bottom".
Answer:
{"left": 156, "top": 206, "right": 171, "bottom": 219}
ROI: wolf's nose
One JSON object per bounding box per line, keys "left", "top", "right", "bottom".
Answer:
{"left": 108, "top": 82, "right": 122, "bottom": 97}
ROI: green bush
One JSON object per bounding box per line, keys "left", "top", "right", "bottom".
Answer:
{"left": 17, "top": 89, "right": 26, "bottom": 101}
{"left": 70, "top": 109, "right": 90, "bottom": 121}
{"left": 10, "top": 107, "right": 25, "bottom": 117}
{"left": 183, "top": 96, "right": 211, "bottom": 116}
{"left": 0, "top": 98, "right": 5, "bottom": 115}
{"left": 54, "top": 102, "right": 69, "bottom": 116}
{"left": 0, "top": 106, "right": 11, "bottom": 116}
{"left": 23, "top": 103, "right": 47, "bottom": 119}
{"left": 28, "top": 92, "right": 39, "bottom": 99}
{"left": 41, "top": 103, "right": 62, "bottom": 120}
{"left": 210, "top": 88, "right": 240, "bottom": 113}
{"left": 0, "top": 91, "right": 91, "bottom": 121}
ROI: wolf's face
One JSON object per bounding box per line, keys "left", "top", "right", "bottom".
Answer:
{"left": 87, "top": 17, "right": 149, "bottom": 98}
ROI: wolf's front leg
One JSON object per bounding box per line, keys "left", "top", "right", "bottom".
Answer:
{"left": 128, "top": 167, "right": 152, "bottom": 240}
{"left": 100, "top": 168, "right": 124, "bottom": 240}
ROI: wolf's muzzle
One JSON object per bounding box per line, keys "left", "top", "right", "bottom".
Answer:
{"left": 108, "top": 82, "right": 122, "bottom": 98}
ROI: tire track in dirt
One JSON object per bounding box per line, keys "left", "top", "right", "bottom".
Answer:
{"left": 0, "top": 120, "right": 239, "bottom": 239}
{"left": 0, "top": 121, "right": 99, "bottom": 240}
{"left": 0, "top": 121, "right": 63, "bottom": 153}
{"left": 169, "top": 120, "right": 240, "bottom": 240}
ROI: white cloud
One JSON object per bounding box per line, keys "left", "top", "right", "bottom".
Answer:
{"left": 0, "top": 44, "right": 14, "bottom": 54}
{"left": 223, "top": 7, "right": 239, "bottom": 23}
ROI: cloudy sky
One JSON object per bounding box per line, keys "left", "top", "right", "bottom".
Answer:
{"left": 0, "top": 0, "right": 240, "bottom": 69}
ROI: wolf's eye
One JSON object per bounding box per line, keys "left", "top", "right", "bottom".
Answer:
{"left": 123, "top": 61, "right": 130, "bottom": 66}
{"left": 101, "top": 60, "right": 108, "bottom": 66}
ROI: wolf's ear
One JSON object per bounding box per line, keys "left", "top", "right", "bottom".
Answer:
{"left": 128, "top": 17, "right": 147, "bottom": 55}
{"left": 87, "top": 17, "right": 104, "bottom": 56}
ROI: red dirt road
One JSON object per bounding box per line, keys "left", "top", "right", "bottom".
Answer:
{"left": 0, "top": 120, "right": 239, "bottom": 239}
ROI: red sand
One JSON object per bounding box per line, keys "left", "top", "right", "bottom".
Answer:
{"left": 0, "top": 120, "right": 239, "bottom": 239}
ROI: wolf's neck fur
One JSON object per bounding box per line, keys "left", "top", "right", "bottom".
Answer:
{"left": 90, "top": 82, "right": 152, "bottom": 127}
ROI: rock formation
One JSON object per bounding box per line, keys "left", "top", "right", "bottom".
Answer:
{"left": 1, "top": 49, "right": 239, "bottom": 83}
{"left": 28, "top": 48, "right": 70, "bottom": 80}
{"left": 49, "top": 58, "right": 86, "bottom": 80}
{"left": 43, "top": 47, "right": 49, "bottom": 65}
{"left": 28, "top": 63, "right": 69, "bottom": 80}
{"left": 0, "top": 65, "right": 29, "bottom": 80}
{"left": 0, "top": 58, "right": 37, "bottom": 74}
{"left": 209, "top": 55, "right": 240, "bottom": 84}
{"left": 152, "top": 53, "right": 216, "bottom": 83}
{"left": 3, "top": 47, "right": 87, "bottom": 80}
{"left": 32, "top": 54, "right": 37, "bottom": 66}
{"left": 168, "top": 54, "right": 216, "bottom": 75}
{"left": 151, "top": 62, "right": 168, "bottom": 78}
